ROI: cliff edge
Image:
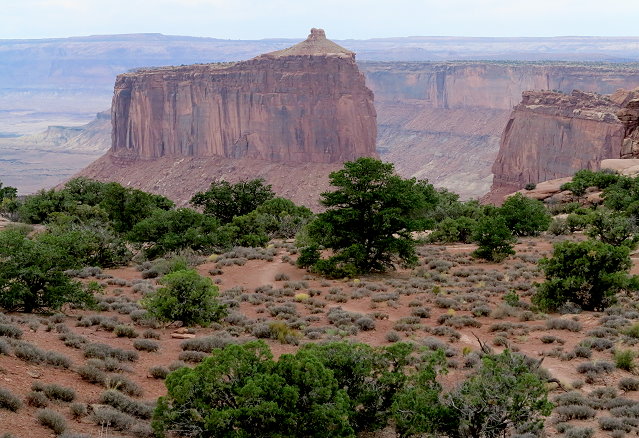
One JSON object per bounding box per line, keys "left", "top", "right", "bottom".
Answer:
{"left": 487, "top": 88, "right": 639, "bottom": 203}
{"left": 79, "top": 29, "right": 377, "bottom": 208}
{"left": 109, "top": 28, "right": 376, "bottom": 164}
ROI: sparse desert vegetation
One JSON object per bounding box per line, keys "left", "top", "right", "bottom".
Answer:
{"left": 2, "top": 166, "right": 639, "bottom": 437}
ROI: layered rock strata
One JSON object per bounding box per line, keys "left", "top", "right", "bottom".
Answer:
{"left": 78, "top": 29, "right": 377, "bottom": 209}
{"left": 110, "top": 28, "right": 376, "bottom": 164}
{"left": 488, "top": 89, "right": 639, "bottom": 202}
{"left": 358, "top": 62, "right": 639, "bottom": 199}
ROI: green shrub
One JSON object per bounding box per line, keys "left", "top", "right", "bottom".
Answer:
{"left": 428, "top": 217, "right": 477, "bottom": 244}
{"left": 190, "top": 178, "right": 275, "bottom": 224}
{"left": 142, "top": 269, "right": 226, "bottom": 326}
{"left": 533, "top": 240, "right": 639, "bottom": 312}
{"left": 499, "top": 193, "right": 551, "bottom": 236}
{"left": 127, "top": 208, "right": 221, "bottom": 258}
{"left": 0, "top": 230, "right": 96, "bottom": 312}
{"left": 471, "top": 216, "right": 516, "bottom": 262}
{"left": 615, "top": 349, "right": 635, "bottom": 371}
{"left": 304, "top": 158, "right": 432, "bottom": 274}
{"left": 561, "top": 169, "right": 622, "bottom": 196}
{"left": 585, "top": 208, "right": 638, "bottom": 247}
{"left": 153, "top": 340, "right": 354, "bottom": 437}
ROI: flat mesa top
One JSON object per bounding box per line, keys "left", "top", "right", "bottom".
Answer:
{"left": 259, "top": 28, "right": 354, "bottom": 58}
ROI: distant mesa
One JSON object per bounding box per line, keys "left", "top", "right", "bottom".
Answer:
{"left": 79, "top": 29, "right": 377, "bottom": 208}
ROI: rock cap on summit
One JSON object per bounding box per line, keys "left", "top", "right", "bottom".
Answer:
{"left": 259, "top": 28, "right": 354, "bottom": 59}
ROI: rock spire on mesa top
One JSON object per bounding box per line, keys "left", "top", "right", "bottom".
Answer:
{"left": 259, "top": 28, "right": 355, "bottom": 59}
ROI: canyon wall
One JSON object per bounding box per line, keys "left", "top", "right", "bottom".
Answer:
{"left": 358, "top": 62, "right": 639, "bottom": 198}
{"left": 487, "top": 89, "right": 639, "bottom": 202}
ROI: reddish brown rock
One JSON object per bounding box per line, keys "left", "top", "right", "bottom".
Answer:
{"left": 110, "top": 28, "right": 376, "bottom": 164}
{"left": 487, "top": 89, "right": 639, "bottom": 202}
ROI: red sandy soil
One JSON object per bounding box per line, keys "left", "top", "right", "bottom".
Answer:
{"left": 1, "top": 236, "right": 638, "bottom": 437}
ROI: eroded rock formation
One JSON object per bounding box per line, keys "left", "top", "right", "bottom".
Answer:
{"left": 76, "top": 29, "right": 377, "bottom": 209}
{"left": 358, "top": 62, "right": 639, "bottom": 199}
{"left": 109, "top": 28, "right": 376, "bottom": 164}
{"left": 487, "top": 89, "right": 639, "bottom": 202}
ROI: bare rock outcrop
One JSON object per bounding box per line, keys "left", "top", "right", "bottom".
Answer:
{"left": 487, "top": 89, "right": 639, "bottom": 203}
{"left": 77, "top": 29, "right": 377, "bottom": 209}
{"left": 359, "top": 62, "right": 639, "bottom": 200}
{"left": 109, "top": 28, "right": 376, "bottom": 164}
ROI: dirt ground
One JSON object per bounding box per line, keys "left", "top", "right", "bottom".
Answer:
{"left": 1, "top": 236, "right": 638, "bottom": 437}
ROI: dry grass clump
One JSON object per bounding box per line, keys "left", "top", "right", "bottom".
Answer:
{"left": 0, "top": 323, "right": 22, "bottom": 339}
{"left": 12, "top": 341, "right": 72, "bottom": 368}
{"left": 100, "top": 389, "right": 154, "bottom": 419}
{"left": 133, "top": 339, "right": 160, "bottom": 352}
{"left": 37, "top": 408, "right": 67, "bottom": 434}
{"left": 0, "top": 388, "right": 22, "bottom": 412}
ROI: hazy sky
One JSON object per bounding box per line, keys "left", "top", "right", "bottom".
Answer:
{"left": 3, "top": 0, "right": 639, "bottom": 40}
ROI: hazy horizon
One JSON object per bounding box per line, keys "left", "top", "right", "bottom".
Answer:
{"left": 3, "top": 0, "right": 639, "bottom": 40}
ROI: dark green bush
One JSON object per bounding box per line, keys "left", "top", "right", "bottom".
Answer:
{"left": 142, "top": 269, "right": 226, "bottom": 326}
{"left": 561, "top": 169, "right": 622, "bottom": 196}
{"left": 533, "top": 240, "right": 639, "bottom": 311}
{"left": 499, "top": 193, "right": 551, "bottom": 236}
{"left": 190, "top": 178, "right": 275, "bottom": 224}
{"left": 303, "top": 158, "right": 432, "bottom": 275}
{"left": 471, "top": 216, "right": 516, "bottom": 262}
{"left": 127, "top": 208, "right": 221, "bottom": 258}
{"left": 0, "top": 230, "right": 96, "bottom": 312}
{"left": 154, "top": 340, "right": 354, "bottom": 437}
{"left": 428, "top": 217, "right": 477, "bottom": 243}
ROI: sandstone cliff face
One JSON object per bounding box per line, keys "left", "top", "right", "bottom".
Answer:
{"left": 358, "top": 62, "right": 639, "bottom": 199}
{"left": 76, "top": 29, "right": 376, "bottom": 209}
{"left": 110, "top": 29, "right": 376, "bottom": 164}
{"left": 488, "top": 89, "right": 639, "bottom": 202}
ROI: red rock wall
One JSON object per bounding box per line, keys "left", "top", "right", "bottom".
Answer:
{"left": 358, "top": 62, "right": 639, "bottom": 200}
{"left": 111, "top": 56, "right": 377, "bottom": 163}
{"left": 490, "top": 90, "right": 631, "bottom": 197}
